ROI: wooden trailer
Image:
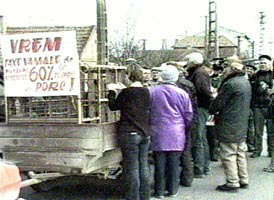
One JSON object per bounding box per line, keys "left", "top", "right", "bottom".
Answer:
{"left": 0, "top": 62, "right": 127, "bottom": 191}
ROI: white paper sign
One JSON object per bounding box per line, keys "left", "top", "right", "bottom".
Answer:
{"left": 1, "top": 31, "right": 80, "bottom": 97}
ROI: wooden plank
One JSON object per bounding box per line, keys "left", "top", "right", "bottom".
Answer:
{"left": 20, "top": 179, "right": 43, "bottom": 188}
{"left": 0, "top": 123, "right": 106, "bottom": 138}
{"left": 0, "top": 138, "right": 102, "bottom": 150}
{"left": 82, "top": 148, "right": 122, "bottom": 174}
{"left": 8, "top": 118, "right": 78, "bottom": 124}
{"left": 102, "top": 124, "right": 119, "bottom": 151}
{"left": 4, "top": 152, "right": 95, "bottom": 171}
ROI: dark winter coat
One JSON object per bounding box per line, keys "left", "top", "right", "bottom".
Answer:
{"left": 176, "top": 76, "right": 197, "bottom": 150}
{"left": 176, "top": 76, "right": 198, "bottom": 121}
{"left": 187, "top": 66, "right": 213, "bottom": 109}
{"left": 251, "top": 70, "right": 273, "bottom": 108}
{"left": 209, "top": 73, "right": 252, "bottom": 143}
{"left": 108, "top": 87, "right": 150, "bottom": 137}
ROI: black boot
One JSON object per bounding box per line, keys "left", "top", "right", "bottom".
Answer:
{"left": 250, "top": 152, "right": 260, "bottom": 158}
{"left": 216, "top": 184, "right": 239, "bottom": 192}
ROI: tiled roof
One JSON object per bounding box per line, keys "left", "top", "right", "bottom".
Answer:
{"left": 173, "top": 35, "right": 236, "bottom": 49}
{"left": 0, "top": 25, "right": 95, "bottom": 66}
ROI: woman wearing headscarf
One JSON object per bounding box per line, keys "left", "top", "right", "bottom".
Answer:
{"left": 150, "top": 65, "right": 193, "bottom": 198}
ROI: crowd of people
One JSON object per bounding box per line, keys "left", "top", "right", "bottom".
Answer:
{"left": 107, "top": 52, "right": 274, "bottom": 200}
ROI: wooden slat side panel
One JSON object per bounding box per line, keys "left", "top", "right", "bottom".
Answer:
{"left": 82, "top": 148, "right": 122, "bottom": 174}
{"left": 0, "top": 138, "right": 102, "bottom": 151}
{"left": 0, "top": 124, "right": 102, "bottom": 138}
{"left": 4, "top": 152, "right": 91, "bottom": 172}
{"left": 102, "top": 124, "right": 119, "bottom": 151}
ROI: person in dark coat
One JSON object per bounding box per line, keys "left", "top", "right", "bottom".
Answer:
{"left": 250, "top": 54, "right": 273, "bottom": 158}
{"left": 263, "top": 91, "right": 274, "bottom": 173}
{"left": 176, "top": 64, "right": 197, "bottom": 187}
{"left": 108, "top": 68, "right": 151, "bottom": 200}
{"left": 184, "top": 52, "right": 213, "bottom": 178}
{"left": 245, "top": 64, "right": 257, "bottom": 152}
{"left": 263, "top": 62, "right": 274, "bottom": 172}
{"left": 209, "top": 56, "right": 252, "bottom": 192}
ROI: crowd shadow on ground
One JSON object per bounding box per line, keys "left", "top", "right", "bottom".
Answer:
{"left": 20, "top": 176, "right": 125, "bottom": 200}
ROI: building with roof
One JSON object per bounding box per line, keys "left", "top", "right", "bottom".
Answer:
{"left": 172, "top": 35, "right": 237, "bottom": 58}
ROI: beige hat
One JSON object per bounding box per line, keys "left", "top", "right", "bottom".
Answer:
{"left": 225, "top": 56, "right": 244, "bottom": 71}
{"left": 230, "top": 62, "right": 244, "bottom": 71}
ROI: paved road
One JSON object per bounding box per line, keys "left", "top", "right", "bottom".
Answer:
{"left": 19, "top": 154, "right": 274, "bottom": 200}
{"left": 20, "top": 138, "right": 274, "bottom": 200}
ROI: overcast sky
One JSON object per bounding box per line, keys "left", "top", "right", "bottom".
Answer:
{"left": 0, "top": 0, "right": 273, "bottom": 52}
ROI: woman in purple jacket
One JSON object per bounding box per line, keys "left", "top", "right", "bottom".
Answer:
{"left": 150, "top": 65, "right": 193, "bottom": 198}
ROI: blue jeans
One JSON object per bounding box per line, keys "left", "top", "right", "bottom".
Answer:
{"left": 192, "top": 107, "right": 210, "bottom": 175}
{"left": 120, "top": 133, "right": 151, "bottom": 200}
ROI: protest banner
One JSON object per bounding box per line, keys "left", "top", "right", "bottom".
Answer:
{"left": 1, "top": 31, "right": 80, "bottom": 97}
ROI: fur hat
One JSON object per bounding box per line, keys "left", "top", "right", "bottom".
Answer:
{"left": 159, "top": 64, "right": 179, "bottom": 83}
{"left": 225, "top": 56, "right": 244, "bottom": 72}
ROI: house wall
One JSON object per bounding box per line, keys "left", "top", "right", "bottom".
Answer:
{"left": 80, "top": 28, "right": 97, "bottom": 64}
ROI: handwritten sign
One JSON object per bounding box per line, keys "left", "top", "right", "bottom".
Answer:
{"left": 0, "top": 31, "right": 80, "bottom": 97}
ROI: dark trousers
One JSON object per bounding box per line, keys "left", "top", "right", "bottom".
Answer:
{"left": 153, "top": 151, "right": 181, "bottom": 196}
{"left": 267, "top": 119, "right": 274, "bottom": 154}
{"left": 253, "top": 107, "right": 267, "bottom": 154}
{"left": 247, "top": 110, "right": 255, "bottom": 151}
{"left": 192, "top": 107, "right": 210, "bottom": 175}
{"left": 120, "top": 133, "right": 151, "bottom": 200}
{"left": 207, "top": 125, "right": 219, "bottom": 161}
{"left": 180, "top": 145, "right": 194, "bottom": 186}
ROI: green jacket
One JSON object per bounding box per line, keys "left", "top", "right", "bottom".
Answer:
{"left": 209, "top": 73, "right": 251, "bottom": 143}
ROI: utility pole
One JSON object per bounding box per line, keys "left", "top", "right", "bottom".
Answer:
{"left": 0, "top": 16, "right": 6, "bottom": 33}
{"left": 251, "top": 41, "right": 255, "bottom": 58}
{"left": 162, "top": 39, "right": 167, "bottom": 50}
{"left": 268, "top": 41, "right": 274, "bottom": 56}
{"left": 141, "top": 39, "right": 147, "bottom": 51}
{"left": 208, "top": 0, "right": 219, "bottom": 59}
{"left": 204, "top": 16, "right": 208, "bottom": 56}
{"left": 237, "top": 36, "right": 241, "bottom": 57}
{"left": 259, "top": 11, "right": 266, "bottom": 56}
{"left": 96, "top": 0, "right": 108, "bottom": 64}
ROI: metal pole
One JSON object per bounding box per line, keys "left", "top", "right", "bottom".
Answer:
{"left": 251, "top": 41, "right": 255, "bottom": 58}
{"left": 259, "top": 11, "right": 266, "bottom": 56}
{"left": 237, "top": 36, "right": 241, "bottom": 57}
{"left": 204, "top": 16, "right": 208, "bottom": 56}
{"left": 96, "top": 0, "right": 108, "bottom": 65}
{"left": 215, "top": 0, "right": 219, "bottom": 58}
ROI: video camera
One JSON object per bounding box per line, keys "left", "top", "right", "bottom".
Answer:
{"left": 211, "top": 58, "right": 226, "bottom": 72}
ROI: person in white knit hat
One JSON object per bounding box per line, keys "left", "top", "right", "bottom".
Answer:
{"left": 150, "top": 65, "right": 193, "bottom": 198}
{"left": 183, "top": 52, "right": 213, "bottom": 178}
